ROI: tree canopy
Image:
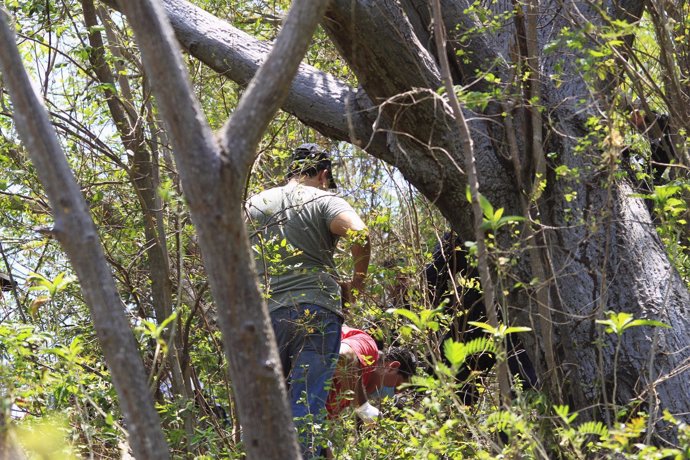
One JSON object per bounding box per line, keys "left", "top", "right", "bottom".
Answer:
{"left": 0, "top": 0, "right": 689, "bottom": 458}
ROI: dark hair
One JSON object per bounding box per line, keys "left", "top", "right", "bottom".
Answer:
{"left": 0, "top": 273, "right": 16, "bottom": 292}
{"left": 385, "top": 346, "right": 417, "bottom": 378}
{"left": 382, "top": 257, "right": 406, "bottom": 269}
{"left": 286, "top": 143, "right": 337, "bottom": 188}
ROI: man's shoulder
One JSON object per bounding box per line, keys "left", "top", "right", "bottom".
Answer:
{"left": 342, "top": 327, "right": 378, "bottom": 362}
{"left": 342, "top": 325, "right": 366, "bottom": 338}
{"left": 297, "top": 184, "right": 339, "bottom": 200}
{"left": 251, "top": 185, "right": 284, "bottom": 198}
{"left": 293, "top": 185, "right": 351, "bottom": 214}
{"left": 247, "top": 186, "right": 284, "bottom": 207}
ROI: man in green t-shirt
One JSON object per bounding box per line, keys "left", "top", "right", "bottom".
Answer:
{"left": 246, "top": 143, "right": 370, "bottom": 458}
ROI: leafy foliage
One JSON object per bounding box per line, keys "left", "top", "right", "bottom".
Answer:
{"left": 0, "top": 0, "right": 688, "bottom": 458}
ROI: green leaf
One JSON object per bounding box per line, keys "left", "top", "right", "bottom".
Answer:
{"left": 627, "top": 319, "right": 671, "bottom": 329}
{"left": 463, "top": 337, "right": 494, "bottom": 355}
{"left": 156, "top": 311, "right": 179, "bottom": 336}
{"left": 577, "top": 421, "right": 608, "bottom": 439}
{"left": 479, "top": 194, "right": 493, "bottom": 219}
{"left": 597, "top": 311, "right": 669, "bottom": 336}
{"left": 553, "top": 404, "right": 578, "bottom": 424}
{"left": 467, "top": 321, "right": 496, "bottom": 334}
{"left": 443, "top": 339, "right": 467, "bottom": 367}
{"left": 389, "top": 308, "right": 421, "bottom": 332}
{"left": 496, "top": 216, "right": 525, "bottom": 227}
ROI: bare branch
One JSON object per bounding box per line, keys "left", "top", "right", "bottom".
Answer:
{"left": 113, "top": 0, "right": 333, "bottom": 457}
{"left": 113, "top": 0, "right": 219, "bottom": 209}
{"left": 0, "top": 7, "right": 169, "bottom": 459}
{"left": 100, "top": 0, "right": 390, "bottom": 159}
{"left": 431, "top": 0, "right": 512, "bottom": 405}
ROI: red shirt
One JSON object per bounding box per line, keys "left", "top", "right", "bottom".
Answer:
{"left": 326, "top": 326, "right": 379, "bottom": 416}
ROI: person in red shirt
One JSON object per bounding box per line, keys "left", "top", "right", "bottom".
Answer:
{"left": 326, "top": 325, "right": 417, "bottom": 422}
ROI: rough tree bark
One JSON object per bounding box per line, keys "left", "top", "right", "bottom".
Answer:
{"left": 114, "top": 0, "right": 330, "bottom": 457}
{"left": 0, "top": 8, "right": 169, "bottom": 460}
{"left": 103, "top": 0, "right": 690, "bottom": 439}
{"left": 81, "top": 0, "right": 194, "bottom": 442}
{"left": 339, "top": 2, "right": 690, "bottom": 438}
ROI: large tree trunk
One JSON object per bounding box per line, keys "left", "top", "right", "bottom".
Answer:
{"left": 114, "top": 0, "right": 332, "bottom": 458}
{"left": 329, "top": 1, "right": 690, "bottom": 436}
{"left": 104, "top": 0, "right": 690, "bottom": 440}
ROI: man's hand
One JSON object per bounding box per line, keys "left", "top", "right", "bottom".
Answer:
{"left": 355, "top": 401, "right": 380, "bottom": 425}
{"left": 330, "top": 211, "right": 371, "bottom": 301}
{"left": 339, "top": 280, "right": 354, "bottom": 310}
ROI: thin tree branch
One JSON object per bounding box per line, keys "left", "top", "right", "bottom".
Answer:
{"left": 0, "top": 241, "right": 27, "bottom": 322}
{"left": 0, "top": 7, "right": 169, "bottom": 459}
{"left": 431, "top": 0, "right": 512, "bottom": 405}
{"left": 112, "top": 2, "right": 220, "bottom": 208}
{"left": 113, "top": 0, "right": 328, "bottom": 457}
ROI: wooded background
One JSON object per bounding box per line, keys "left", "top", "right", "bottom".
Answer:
{"left": 0, "top": 0, "right": 688, "bottom": 458}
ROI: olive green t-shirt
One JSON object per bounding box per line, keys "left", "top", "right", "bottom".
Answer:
{"left": 246, "top": 182, "right": 355, "bottom": 316}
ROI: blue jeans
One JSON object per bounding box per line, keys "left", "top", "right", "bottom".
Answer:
{"left": 270, "top": 304, "right": 342, "bottom": 459}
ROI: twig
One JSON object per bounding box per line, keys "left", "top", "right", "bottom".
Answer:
{"left": 430, "top": 0, "right": 512, "bottom": 405}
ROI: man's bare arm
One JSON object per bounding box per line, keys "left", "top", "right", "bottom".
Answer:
{"left": 336, "top": 343, "right": 368, "bottom": 407}
{"left": 330, "top": 211, "right": 371, "bottom": 293}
